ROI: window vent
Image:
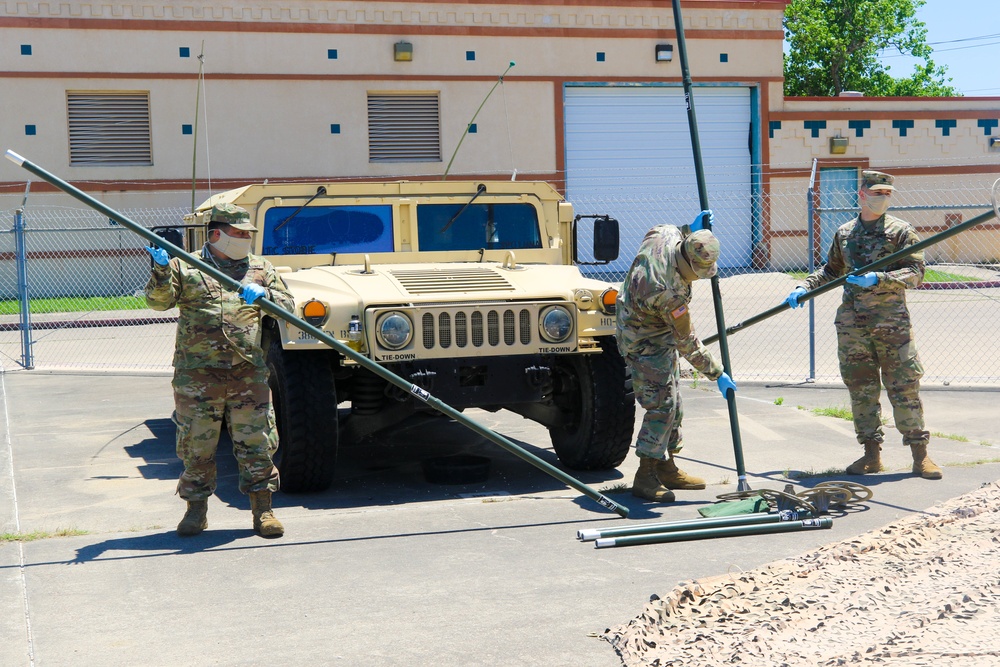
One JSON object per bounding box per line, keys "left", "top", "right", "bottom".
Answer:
{"left": 67, "top": 92, "right": 152, "bottom": 166}
{"left": 367, "top": 93, "right": 441, "bottom": 163}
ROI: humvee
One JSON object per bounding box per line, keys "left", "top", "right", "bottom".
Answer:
{"left": 184, "top": 180, "right": 636, "bottom": 492}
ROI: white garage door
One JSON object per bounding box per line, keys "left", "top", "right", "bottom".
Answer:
{"left": 565, "top": 85, "right": 753, "bottom": 273}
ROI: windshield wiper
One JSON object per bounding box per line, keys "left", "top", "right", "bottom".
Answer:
{"left": 273, "top": 186, "right": 327, "bottom": 233}
{"left": 440, "top": 183, "right": 487, "bottom": 233}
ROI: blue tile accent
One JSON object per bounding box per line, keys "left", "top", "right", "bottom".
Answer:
{"left": 596, "top": 52, "right": 606, "bottom": 62}
{"left": 25, "top": 124, "right": 36, "bottom": 136}
{"left": 468, "top": 123, "right": 477, "bottom": 134}
{"left": 328, "top": 49, "right": 338, "bottom": 60}
{"left": 892, "top": 119, "right": 915, "bottom": 137}
{"left": 978, "top": 119, "right": 999, "bottom": 135}
{"left": 466, "top": 51, "right": 475, "bottom": 61}
{"left": 848, "top": 120, "right": 870, "bottom": 137}
{"left": 768, "top": 121, "right": 781, "bottom": 139}
{"left": 21, "top": 44, "right": 32, "bottom": 55}
{"left": 935, "top": 119, "right": 958, "bottom": 136}
{"left": 330, "top": 124, "right": 341, "bottom": 134}
{"left": 179, "top": 47, "right": 190, "bottom": 58}
{"left": 803, "top": 120, "right": 827, "bottom": 138}
{"left": 182, "top": 124, "right": 193, "bottom": 135}
{"left": 720, "top": 53, "right": 729, "bottom": 63}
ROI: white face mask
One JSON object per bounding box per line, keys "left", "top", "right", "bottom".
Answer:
{"left": 210, "top": 229, "right": 252, "bottom": 260}
{"left": 863, "top": 193, "right": 891, "bottom": 217}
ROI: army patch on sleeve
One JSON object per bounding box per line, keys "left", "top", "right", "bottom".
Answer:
{"left": 670, "top": 305, "right": 688, "bottom": 320}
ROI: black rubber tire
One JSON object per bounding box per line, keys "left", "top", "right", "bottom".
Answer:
{"left": 548, "top": 337, "right": 635, "bottom": 470}
{"left": 266, "top": 336, "right": 339, "bottom": 493}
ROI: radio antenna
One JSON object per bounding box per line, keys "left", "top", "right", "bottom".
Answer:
{"left": 442, "top": 61, "right": 515, "bottom": 180}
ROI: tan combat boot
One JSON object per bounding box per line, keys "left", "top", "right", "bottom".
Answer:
{"left": 631, "top": 458, "right": 676, "bottom": 503}
{"left": 177, "top": 500, "right": 208, "bottom": 537}
{"left": 845, "top": 442, "right": 882, "bottom": 475}
{"left": 655, "top": 455, "right": 707, "bottom": 490}
{"left": 910, "top": 444, "right": 943, "bottom": 480}
{"left": 249, "top": 490, "right": 284, "bottom": 537}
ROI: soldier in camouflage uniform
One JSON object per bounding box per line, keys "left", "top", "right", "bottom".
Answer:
{"left": 144, "top": 203, "right": 296, "bottom": 537}
{"left": 616, "top": 214, "right": 737, "bottom": 503}
{"left": 786, "top": 171, "right": 941, "bottom": 480}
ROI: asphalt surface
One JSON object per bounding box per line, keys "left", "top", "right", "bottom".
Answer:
{"left": 1, "top": 369, "right": 998, "bottom": 666}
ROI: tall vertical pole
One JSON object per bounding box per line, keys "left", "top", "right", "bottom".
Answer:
{"left": 806, "top": 158, "right": 817, "bottom": 380}
{"left": 671, "top": 0, "right": 749, "bottom": 491}
{"left": 14, "top": 202, "right": 34, "bottom": 369}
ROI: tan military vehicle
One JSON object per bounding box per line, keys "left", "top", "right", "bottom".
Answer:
{"left": 184, "top": 180, "right": 635, "bottom": 492}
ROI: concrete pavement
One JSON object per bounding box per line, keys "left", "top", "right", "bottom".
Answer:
{"left": 2, "top": 368, "right": 999, "bottom": 666}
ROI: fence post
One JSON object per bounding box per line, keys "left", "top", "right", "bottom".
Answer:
{"left": 806, "top": 159, "right": 817, "bottom": 381}
{"left": 13, "top": 206, "right": 34, "bottom": 369}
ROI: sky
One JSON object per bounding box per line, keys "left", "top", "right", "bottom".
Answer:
{"left": 877, "top": 0, "right": 1000, "bottom": 96}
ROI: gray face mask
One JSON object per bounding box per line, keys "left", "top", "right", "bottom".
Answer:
{"left": 863, "top": 193, "right": 891, "bottom": 217}
{"left": 210, "top": 229, "right": 252, "bottom": 260}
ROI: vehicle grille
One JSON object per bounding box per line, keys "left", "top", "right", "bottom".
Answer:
{"left": 420, "top": 307, "right": 533, "bottom": 351}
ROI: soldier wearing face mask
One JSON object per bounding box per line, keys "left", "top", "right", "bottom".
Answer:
{"left": 144, "top": 203, "right": 295, "bottom": 538}
{"left": 785, "top": 170, "right": 941, "bottom": 481}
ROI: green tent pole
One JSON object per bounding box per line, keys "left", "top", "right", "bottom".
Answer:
{"left": 594, "top": 517, "right": 832, "bottom": 548}
{"left": 5, "top": 149, "right": 630, "bottom": 518}
{"left": 671, "top": 0, "right": 750, "bottom": 491}
{"left": 703, "top": 207, "right": 998, "bottom": 346}
{"left": 577, "top": 510, "right": 809, "bottom": 542}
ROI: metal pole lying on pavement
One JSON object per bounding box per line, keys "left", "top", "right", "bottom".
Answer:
{"left": 5, "top": 148, "right": 630, "bottom": 518}
{"left": 578, "top": 510, "right": 810, "bottom": 542}
{"left": 671, "top": 0, "right": 750, "bottom": 491}
{"left": 704, "top": 207, "right": 998, "bottom": 346}
{"left": 594, "top": 517, "right": 832, "bottom": 548}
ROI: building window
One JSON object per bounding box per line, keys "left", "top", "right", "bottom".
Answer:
{"left": 67, "top": 91, "right": 152, "bottom": 166}
{"left": 367, "top": 93, "right": 441, "bottom": 162}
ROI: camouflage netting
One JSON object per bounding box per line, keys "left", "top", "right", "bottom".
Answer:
{"left": 605, "top": 480, "right": 1000, "bottom": 666}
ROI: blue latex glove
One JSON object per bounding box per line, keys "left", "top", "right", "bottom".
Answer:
{"left": 716, "top": 372, "right": 737, "bottom": 398}
{"left": 785, "top": 286, "right": 807, "bottom": 309}
{"left": 690, "top": 209, "right": 714, "bottom": 231}
{"left": 846, "top": 272, "right": 878, "bottom": 288}
{"left": 239, "top": 284, "right": 267, "bottom": 305}
{"left": 144, "top": 246, "right": 169, "bottom": 266}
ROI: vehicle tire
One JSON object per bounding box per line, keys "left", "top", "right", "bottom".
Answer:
{"left": 548, "top": 337, "right": 635, "bottom": 470}
{"left": 266, "top": 336, "right": 339, "bottom": 493}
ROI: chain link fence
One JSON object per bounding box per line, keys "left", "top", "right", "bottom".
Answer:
{"left": 1, "top": 171, "right": 998, "bottom": 384}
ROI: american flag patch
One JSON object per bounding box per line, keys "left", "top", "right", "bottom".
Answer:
{"left": 670, "top": 305, "right": 687, "bottom": 319}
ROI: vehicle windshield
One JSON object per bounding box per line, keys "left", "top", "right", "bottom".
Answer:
{"left": 262, "top": 205, "right": 393, "bottom": 255}
{"left": 417, "top": 203, "right": 543, "bottom": 252}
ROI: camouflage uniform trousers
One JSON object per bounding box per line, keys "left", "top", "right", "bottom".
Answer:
{"left": 627, "top": 348, "right": 684, "bottom": 460}
{"left": 172, "top": 364, "right": 280, "bottom": 500}
{"left": 835, "top": 307, "right": 929, "bottom": 448}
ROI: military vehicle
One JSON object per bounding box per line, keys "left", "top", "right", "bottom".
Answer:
{"left": 183, "top": 180, "right": 635, "bottom": 492}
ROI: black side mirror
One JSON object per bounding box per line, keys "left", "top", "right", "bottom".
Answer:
{"left": 592, "top": 215, "right": 619, "bottom": 263}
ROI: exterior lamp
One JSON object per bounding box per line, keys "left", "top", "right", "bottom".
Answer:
{"left": 655, "top": 44, "right": 673, "bottom": 62}
{"left": 394, "top": 41, "right": 413, "bottom": 62}
{"left": 829, "top": 136, "right": 849, "bottom": 154}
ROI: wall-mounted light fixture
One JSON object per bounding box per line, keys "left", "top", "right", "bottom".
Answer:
{"left": 990, "top": 137, "right": 1000, "bottom": 152}
{"left": 394, "top": 41, "right": 413, "bottom": 62}
{"left": 655, "top": 44, "right": 673, "bottom": 62}
{"left": 829, "top": 135, "right": 849, "bottom": 154}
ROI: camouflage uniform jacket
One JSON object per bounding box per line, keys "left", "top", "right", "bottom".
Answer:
{"left": 800, "top": 213, "right": 924, "bottom": 317}
{"left": 145, "top": 248, "right": 294, "bottom": 369}
{"left": 616, "top": 225, "right": 723, "bottom": 380}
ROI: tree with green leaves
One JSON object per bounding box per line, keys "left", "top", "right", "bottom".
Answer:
{"left": 783, "top": 0, "right": 958, "bottom": 97}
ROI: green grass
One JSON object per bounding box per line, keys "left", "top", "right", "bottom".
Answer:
{"left": 787, "top": 467, "right": 845, "bottom": 480}
{"left": 774, "top": 397, "right": 784, "bottom": 406}
{"left": 0, "top": 295, "right": 146, "bottom": 315}
{"left": 931, "top": 431, "right": 969, "bottom": 442}
{"left": 811, "top": 405, "right": 854, "bottom": 420}
{"left": 0, "top": 528, "right": 88, "bottom": 543}
{"left": 600, "top": 483, "right": 631, "bottom": 494}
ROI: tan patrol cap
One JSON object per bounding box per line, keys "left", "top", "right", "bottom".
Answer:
{"left": 209, "top": 203, "right": 256, "bottom": 231}
{"left": 861, "top": 170, "right": 895, "bottom": 192}
{"left": 683, "top": 230, "right": 720, "bottom": 279}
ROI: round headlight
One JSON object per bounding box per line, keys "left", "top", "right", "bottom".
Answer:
{"left": 539, "top": 306, "right": 573, "bottom": 343}
{"left": 376, "top": 311, "right": 412, "bottom": 350}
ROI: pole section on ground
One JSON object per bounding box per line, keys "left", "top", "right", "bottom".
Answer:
{"left": 5, "top": 149, "right": 629, "bottom": 518}
{"left": 578, "top": 510, "right": 812, "bottom": 542}
{"left": 594, "top": 517, "right": 833, "bottom": 548}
